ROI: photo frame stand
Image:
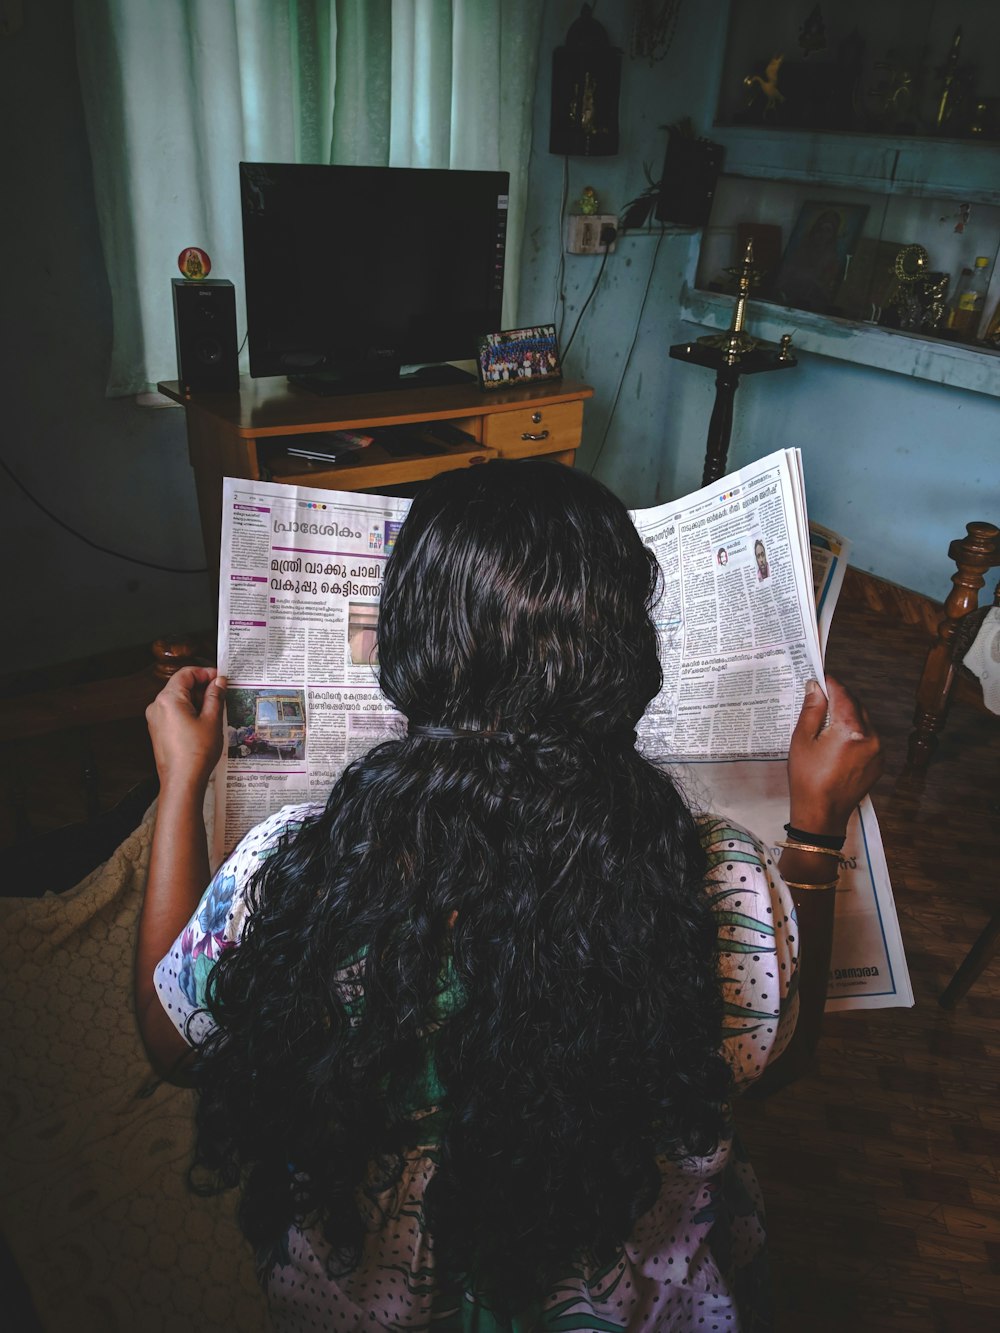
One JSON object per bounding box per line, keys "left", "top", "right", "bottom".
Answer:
{"left": 476, "top": 325, "right": 562, "bottom": 391}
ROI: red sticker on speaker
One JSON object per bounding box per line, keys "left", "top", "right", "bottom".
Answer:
{"left": 177, "top": 246, "right": 212, "bottom": 280}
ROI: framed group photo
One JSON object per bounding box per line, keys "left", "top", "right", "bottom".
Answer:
{"left": 476, "top": 324, "right": 562, "bottom": 390}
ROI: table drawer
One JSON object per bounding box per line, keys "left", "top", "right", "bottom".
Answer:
{"left": 482, "top": 401, "right": 583, "bottom": 458}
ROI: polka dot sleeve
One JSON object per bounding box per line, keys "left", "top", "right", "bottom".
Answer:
{"left": 152, "top": 802, "right": 324, "bottom": 1046}
{"left": 699, "top": 815, "right": 800, "bottom": 1089}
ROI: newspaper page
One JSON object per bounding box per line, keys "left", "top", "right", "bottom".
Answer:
{"left": 633, "top": 450, "right": 823, "bottom": 765}
{"left": 630, "top": 451, "right": 911, "bottom": 1009}
{"left": 212, "top": 477, "right": 411, "bottom": 868}
{"left": 213, "top": 457, "right": 911, "bottom": 1009}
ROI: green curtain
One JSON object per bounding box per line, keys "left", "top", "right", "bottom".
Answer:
{"left": 75, "top": 0, "right": 542, "bottom": 396}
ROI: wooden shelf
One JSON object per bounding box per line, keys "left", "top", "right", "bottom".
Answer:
{"left": 711, "top": 126, "right": 1000, "bottom": 206}
{"left": 679, "top": 286, "right": 1000, "bottom": 398}
{"left": 262, "top": 437, "right": 497, "bottom": 491}
{"left": 687, "top": 4, "right": 1000, "bottom": 392}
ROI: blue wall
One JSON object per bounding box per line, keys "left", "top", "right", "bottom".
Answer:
{"left": 519, "top": 0, "right": 998, "bottom": 598}
{"left": 5, "top": 0, "right": 996, "bottom": 673}
{"left": 3, "top": 0, "right": 212, "bottom": 673}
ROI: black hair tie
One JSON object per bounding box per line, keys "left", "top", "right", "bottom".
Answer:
{"left": 407, "top": 722, "right": 637, "bottom": 748}
{"left": 407, "top": 723, "right": 514, "bottom": 742}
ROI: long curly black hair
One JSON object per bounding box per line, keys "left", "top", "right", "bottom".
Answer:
{"left": 190, "top": 460, "right": 731, "bottom": 1316}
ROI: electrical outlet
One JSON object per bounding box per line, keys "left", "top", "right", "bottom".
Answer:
{"left": 566, "top": 214, "right": 617, "bottom": 255}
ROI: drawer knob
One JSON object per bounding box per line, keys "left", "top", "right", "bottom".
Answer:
{"left": 531, "top": 411, "right": 542, "bottom": 424}
{"left": 521, "top": 429, "right": 550, "bottom": 441}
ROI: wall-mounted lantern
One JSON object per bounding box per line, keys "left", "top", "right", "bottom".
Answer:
{"left": 550, "top": 4, "right": 621, "bottom": 156}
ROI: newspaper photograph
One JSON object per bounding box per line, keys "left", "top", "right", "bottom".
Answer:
{"left": 213, "top": 456, "right": 911, "bottom": 1010}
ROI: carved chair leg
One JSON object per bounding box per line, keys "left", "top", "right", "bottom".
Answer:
{"left": 940, "top": 905, "right": 1000, "bottom": 1008}
{"left": 908, "top": 521, "right": 1000, "bottom": 768}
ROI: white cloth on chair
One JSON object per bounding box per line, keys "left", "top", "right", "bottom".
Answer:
{"left": 0, "top": 793, "right": 269, "bottom": 1333}
{"left": 962, "top": 605, "right": 1000, "bottom": 715}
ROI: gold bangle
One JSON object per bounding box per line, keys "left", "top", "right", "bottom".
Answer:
{"left": 782, "top": 878, "right": 839, "bottom": 892}
{"left": 776, "top": 839, "right": 843, "bottom": 859}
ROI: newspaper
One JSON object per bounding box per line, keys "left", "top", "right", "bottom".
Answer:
{"left": 215, "top": 484, "right": 410, "bottom": 856}
{"left": 214, "top": 453, "right": 911, "bottom": 1010}
{"left": 630, "top": 453, "right": 910, "bottom": 1010}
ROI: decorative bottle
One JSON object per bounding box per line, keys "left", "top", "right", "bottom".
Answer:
{"left": 947, "top": 256, "right": 992, "bottom": 340}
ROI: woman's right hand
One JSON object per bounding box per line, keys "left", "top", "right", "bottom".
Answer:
{"left": 786, "top": 676, "right": 883, "bottom": 837}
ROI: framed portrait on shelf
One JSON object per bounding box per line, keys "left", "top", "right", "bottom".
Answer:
{"left": 774, "top": 201, "right": 870, "bottom": 313}
{"left": 476, "top": 325, "right": 562, "bottom": 391}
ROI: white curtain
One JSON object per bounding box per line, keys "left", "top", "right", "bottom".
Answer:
{"left": 75, "top": 0, "right": 543, "bottom": 396}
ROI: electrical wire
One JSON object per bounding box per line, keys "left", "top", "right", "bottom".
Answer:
{"left": 554, "top": 156, "right": 569, "bottom": 341}
{"left": 561, "top": 244, "right": 612, "bottom": 362}
{"left": 586, "top": 228, "right": 666, "bottom": 478}
{"left": 0, "top": 455, "right": 209, "bottom": 574}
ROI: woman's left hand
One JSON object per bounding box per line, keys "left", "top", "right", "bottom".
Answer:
{"left": 146, "top": 666, "right": 227, "bottom": 794}
{"left": 139, "top": 666, "right": 226, "bottom": 1079}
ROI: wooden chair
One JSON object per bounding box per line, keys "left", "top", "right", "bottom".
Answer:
{"left": 0, "top": 632, "right": 216, "bottom": 1323}
{"left": 905, "top": 522, "right": 1000, "bottom": 1007}
{"left": 0, "top": 629, "right": 272, "bottom": 1331}
{"left": 907, "top": 520, "right": 1000, "bottom": 768}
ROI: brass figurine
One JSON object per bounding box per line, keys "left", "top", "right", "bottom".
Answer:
{"left": 920, "top": 271, "right": 950, "bottom": 334}
{"left": 884, "top": 245, "right": 949, "bottom": 334}
{"left": 744, "top": 54, "right": 785, "bottom": 115}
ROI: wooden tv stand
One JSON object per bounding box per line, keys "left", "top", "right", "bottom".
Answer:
{"left": 158, "top": 375, "right": 594, "bottom": 575}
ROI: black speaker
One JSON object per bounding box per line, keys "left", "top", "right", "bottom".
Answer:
{"left": 654, "top": 130, "right": 725, "bottom": 229}
{"left": 171, "top": 278, "right": 240, "bottom": 394}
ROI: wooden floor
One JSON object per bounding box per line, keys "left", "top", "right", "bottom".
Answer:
{"left": 2, "top": 590, "right": 999, "bottom": 1331}
{"left": 742, "top": 593, "right": 1000, "bottom": 1332}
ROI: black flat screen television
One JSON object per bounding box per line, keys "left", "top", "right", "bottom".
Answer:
{"left": 240, "top": 162, "right": 509, "bottom": 393}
